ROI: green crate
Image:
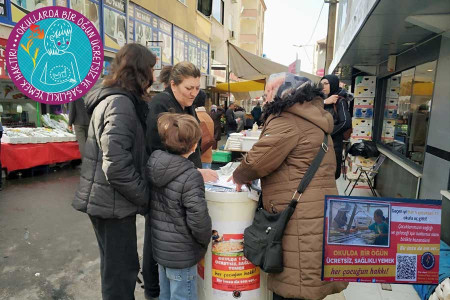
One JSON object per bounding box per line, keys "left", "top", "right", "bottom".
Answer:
{"left": 212, "top": 150, "right": 232, "bottom": 163}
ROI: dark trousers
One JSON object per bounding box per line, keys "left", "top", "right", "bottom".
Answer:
{"left": 142, "top": 215, "right": 160, "bottom": 298}
{"left": 90, "top": 215, "right": 139, "bottom": 300}
{"left": 273, "top": 292, "right": 303, "bottom": 300}
{"left": 335, "top": 145, "right": 343, "bottom": 179}
{"left": 74, "top": 125, "right": 88, "bottom": 159}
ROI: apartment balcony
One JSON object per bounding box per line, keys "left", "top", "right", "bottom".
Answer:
{"left": 241, "top": 8, "right": 257, "bottom": 19}
{"left": 240, "top": 33, "right": 257, "bottom": 44}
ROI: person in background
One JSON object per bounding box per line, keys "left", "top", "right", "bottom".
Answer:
{"left": 146, "top": 113, "right": 211, "bottom": 300}
{"left": 251, "top": 102, "right": 262, "bottom": 126}
{"left": 225, "top": 102, "right": 239, "bottom": 135}
{"left": 195, "top": 90, "right": 215, "bottom": 169}
{"left": 144, "top": 61, "right": 218, "bottom": 300}
{"left": 210, "top": 105, "right": 224, "bottom": 150}
{"left": 234, "top": 106, "right": 246, "bottom": 133}
{"left": 357, "top": 209, "right": 389, "bottom": 246}
{"left": 228, "top": 72, "right": 348, "bottom": 300}
{"left": 159, "top": 65, "right": 173, "bottom": 89}
{"left": 0, "top": 119, "right": 3, "bottom": 191}
{"left": 68, "top": 97, "right": 90, "bottom": 159}
{"left": 72, "top": 43, "right": 156, "bottom": 300}
{"left": 321, "top": 74, "right": 352, "bottom": 179}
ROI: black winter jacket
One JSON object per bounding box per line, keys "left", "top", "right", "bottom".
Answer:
{"left": 146, "top": 88, "right": 202, "bottom": 168}
{"left": 72, "top": 87, "right": 150, "bottom": 218}
{"left": 324, "top": 96, "right": 351, "bottom": 149}
{"left": 146, "top": 150, "right": 212, "bottom": 269}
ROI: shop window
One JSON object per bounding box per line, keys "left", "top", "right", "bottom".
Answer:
{"left": 70, "top": 0, "right": 100, "bottom": 31}
{"left": 212, "top": 0, "right": 224, "bottom": 24}
{"left": 198, "top": 0, "right": 212, "bottom": 17}
{"left": 381, "top": 61, "right": 436, "bottom": 166}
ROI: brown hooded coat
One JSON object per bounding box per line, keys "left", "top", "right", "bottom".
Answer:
{"left": 233, "top": 97, "right": 348, "bottom": 299}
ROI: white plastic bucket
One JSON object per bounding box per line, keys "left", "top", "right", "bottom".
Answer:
{"left": 198, "top": 190, "right": 271, "bottom": 300}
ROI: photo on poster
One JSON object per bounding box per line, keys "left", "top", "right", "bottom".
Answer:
{"left": 104, "top": 7, "right": 126, "bottom": 48}
{"left": 211, "top": 230, "right": 243, "bottom": 254}
{"left": 11, "top": 0, "right": 52, "bottom": 11}
{"left": 189, "top": 44, "right": 197, "bottom": 66}
{"left": 159, "top": 31, "right": 172, "bottom": 64}
{"left": 327, "top": 200, "right": 390, "bottom": 247}
{"left": 69, "top": 0, "right": 99, "bottom": 31}
{"left": 174, "top": 39, "right": 185, "bottom": 64}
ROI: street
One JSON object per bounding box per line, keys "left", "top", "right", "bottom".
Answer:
{"left": 0, "top": 167, "right": 147, "bottom": 300}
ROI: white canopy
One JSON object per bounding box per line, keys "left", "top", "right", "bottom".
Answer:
{"left": 228, "top": 42, "right": 320, "bottom": 82}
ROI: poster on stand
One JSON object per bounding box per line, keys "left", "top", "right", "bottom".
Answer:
{"left": 211, "top": 221, "right": 260, "bottom": 300}
{"left": 322, "top": 195, "right": 442, "bottom": 284}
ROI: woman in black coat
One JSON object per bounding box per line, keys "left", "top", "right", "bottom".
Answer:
{"left": 321, "top": 74, "right": 352, "bottom": 179}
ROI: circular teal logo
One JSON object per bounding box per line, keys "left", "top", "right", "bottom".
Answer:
{"left": 6, "top": 7, "right": 103, "bottom": 104}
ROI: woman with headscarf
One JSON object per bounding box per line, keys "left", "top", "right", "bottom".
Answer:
{"left": 229, "top": 73, "right": 348, "bottom": 300}
{"left": 320, "top": 74, "right": 352, "bottom": 179}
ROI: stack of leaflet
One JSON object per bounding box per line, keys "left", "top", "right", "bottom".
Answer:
{"left": 225, "top": 133, "right": 243, "bottom": 150}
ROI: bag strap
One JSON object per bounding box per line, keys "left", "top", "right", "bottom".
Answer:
{"left": 290, "top": 132, "right": 329, "bottom": 207}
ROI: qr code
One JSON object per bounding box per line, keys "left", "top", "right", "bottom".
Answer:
{"left": 395, "top": 254, "right": 417, "bottom": 281}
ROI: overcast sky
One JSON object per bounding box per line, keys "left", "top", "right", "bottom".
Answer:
{"left": 263, "top": 0, "right": 329, "bottom": 74}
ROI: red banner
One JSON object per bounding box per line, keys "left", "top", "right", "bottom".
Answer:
{"left": 322, "top": 196, "right": 441, "bottom": 284}
{"left": 1, "top": 142, "right": 81, "bottom": 172}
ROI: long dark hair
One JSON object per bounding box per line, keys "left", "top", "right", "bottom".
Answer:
{"left": 103, "top": 43, "right": 156, "bottom": 99}
{"left": 263, "top": 83, "right": 324, "bottom": 120}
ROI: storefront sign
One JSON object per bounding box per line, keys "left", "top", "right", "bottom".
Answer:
{"left": 322, "top": 196, "right": 442, "bottom": 284}
{"left": 104, "top": 0, "right": 125, "bottom": 13}
{"left": 149, "top": 46, "right": 162, "bottom": 70}
{"left": 6, "top": 6, "right": 103, "bottom": 104}
{"left": 211, "top": 223, "right": 260, "bottom": 300}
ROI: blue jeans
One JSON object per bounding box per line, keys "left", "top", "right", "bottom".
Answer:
{"left": 202, "top": 163, "right": 212, "bottom": 169}
{"left": 158, "top": 264, "right": 198, "bottom": 300}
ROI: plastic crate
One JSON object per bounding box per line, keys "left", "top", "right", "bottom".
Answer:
{"left": 212, "top": 150, "right": 232, "bottom": 163}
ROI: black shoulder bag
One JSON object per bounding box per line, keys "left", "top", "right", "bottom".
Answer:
{"left": 243, "top": 132, "right": 329, "bottom": 273}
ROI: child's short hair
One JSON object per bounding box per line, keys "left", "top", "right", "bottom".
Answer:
{"left": 157, "top": 113, "right": 201, "bottom": 155}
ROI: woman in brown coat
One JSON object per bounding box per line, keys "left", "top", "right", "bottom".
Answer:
{"left": 230, "top": 74, "right": 348, "bottom": 300}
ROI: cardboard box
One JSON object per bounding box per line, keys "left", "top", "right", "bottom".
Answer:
{"left": 385, "top": 98, "right": 399, "bottom": 108}
{"left": 387, "top": 87, "right": 400, "bottom": 98}
{"left": 355, "top": 86, "right": 376, "bottom": 98}
{"left": 353, "top": 118, "right": 373, "bottom": 128}
{"left": 388, "top": 76, "right": 400, "bottom": 88}
{"left": 383, "top": 120, "right": 396, "bottom": 131}
{"left": 352, "top": 127, "right": 372, "bottom": 139}
{"left": 354, "top": 97, "right": 374, "bottom": 106}
{"left": 354, "top": 107, "right": 374, "bottom": 118}
{"left": 355, "top": 76, "right": 376, "bottom": 88}
{"left": 382, "top": 127, "right": 395, "bottom": 139}
{"left": 385, "top": 109, "right": 398, "bottom": 119}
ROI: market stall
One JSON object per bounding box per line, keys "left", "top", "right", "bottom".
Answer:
{"left": 0, "top": 81, "right": 79, "bottom": 173}
{"left": 1, "top": 142, "right": 80, "bottom": 173}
